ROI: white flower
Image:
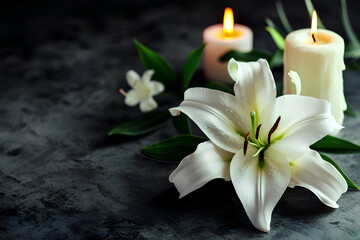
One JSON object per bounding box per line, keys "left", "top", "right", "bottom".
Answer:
{"left": 120, "top": 69, "right": 164, "bottom": 113}
{"left": 288, "top": 70, "right": 302, "bottom": 95}
{"left": 169, "top": 58, "right": 347, "bottom": 232}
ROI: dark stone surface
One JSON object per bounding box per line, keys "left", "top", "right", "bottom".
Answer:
{"left": 0, "top": 0, "right": 360, "bottom": 239}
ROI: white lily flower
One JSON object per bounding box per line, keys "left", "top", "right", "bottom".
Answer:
{"left": 120, "top": 69, "right": 164, "bottom": 113}
{"left": 169, "top": 58, "right": 347, "bottom": 232}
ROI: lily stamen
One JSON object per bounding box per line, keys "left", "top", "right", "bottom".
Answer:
{"left": 248, "top": 141, "right": 258, "bottom": 147}
{"left": 267, "top": 116, "right": 281, "bottom": 145}
{"left": 255, "top": 124, "right": 261, "bottom": 140}
{"left": 119, "top": 88, "right": 127, "bottom": 96}
{"left": 250, "top": 111, "right": 257, "bottom": 138}
{"left": 253, "top": 146, "right": 265, "bottom": 157}
{"left": 243, "top": 132, "right": 250, "bottom": 155}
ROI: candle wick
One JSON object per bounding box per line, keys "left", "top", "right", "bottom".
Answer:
{"left": 312, "top": 33, "right": 316, "bottom": 43}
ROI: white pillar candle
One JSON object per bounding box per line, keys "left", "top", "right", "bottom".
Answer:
{"left": 203, "top": 8, "right": 253, "bottom": 84}
{"left": 283, "top": 11, "right": 346, "bottom": 125}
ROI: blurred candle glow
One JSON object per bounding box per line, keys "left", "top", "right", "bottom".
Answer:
{"left": 311, "top": 10, "right": 317, "bottom": 43}
{"left": 203, "top": 7, "right": 253, "bottom": 84}
{"left": 223, "top": 7, "right": 234, "bottom": 36}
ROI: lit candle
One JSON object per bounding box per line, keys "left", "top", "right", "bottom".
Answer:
{"left": 203, "top": 8, "right": 253, "bottom": 84}
{"left": 283, "top": 10, "right": 347, "bottom": 125}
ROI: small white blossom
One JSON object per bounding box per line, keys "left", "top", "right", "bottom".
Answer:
{"left": 120, "top": 69, "right": 164, "bottom": 113}
{"left": 169, "top": 58, "right": 347, "bottom": 232}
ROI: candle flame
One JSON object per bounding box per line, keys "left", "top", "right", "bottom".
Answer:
{"left": 311, "top": 10, "right": 317, "bottom": 43}
{"left": 223, "top": 7, "right": 234, "bottom": 36}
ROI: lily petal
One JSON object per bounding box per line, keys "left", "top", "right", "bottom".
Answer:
{"left": 288, "top": 71, "right": 301, "bottom": 95}
{"left": 126, "top": 70, "right": 141, "bottom": 87}
{"left": 169, "top": 88, "right": 252, "bottom": 153}
{"left": 139, "top": 97, "right": 157, "bottom": 112}
{"left": 229, "top": 58, "right": 276, "bottom": 114}
{"left": 227, "top": 58, "right": 239, "bottom": 82}
{"left": 124, "top": 90, "right": 140, "bottom": 106}
{"left": 142, "top": 69, "right": 155, "bottom": 83}
{"left": 169, "top": 141, "right": 233, "bottom": 198}
{"left": 230, "top": 145, "right": 291, "bottom": 232}
{"left": 149, "top": 81, "right": 165, "bottom": 95}
{"left": 260, "top": 95, "right": 342, "bottom": 161}
{"left": 289, "top": 150, "right": 347, "bottom": 208}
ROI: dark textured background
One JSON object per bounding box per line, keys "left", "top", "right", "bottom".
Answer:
{"left": 1, "top": 0, "right": 360, "bottom": 239}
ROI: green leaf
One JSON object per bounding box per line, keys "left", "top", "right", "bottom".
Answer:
{"left": 341, "top": 0, "right": 360, "bottom": 48}
{"left": 108, "top": 111, "right": 171, "bottom": 136}
{"left": 344, "top": 103, "right": 357, "bottom": 117}
{"left": 182, "top": 44, "right": 206, "bottom": 90}
{"left": 265, "top": 18, "right": 285, "bottom": 37}
{"left": 275, "top": 80, "right": 283, "bottom": 97}
{"left": 319, "top": 153, "right": 360, "bottom": 190}
{"left": 346, "top": 59, "right": 360, "bottom": 71}
{"left": 266, "top": 26, "right": 285, "bottom": 50}
{"left": 159, "top": 91, "right": 178, "bottom": 97}
{"left": 220, "top": 49, "right": 273, "bottom": 63}
{"left": 141, "top": 134, "right": 207, "bottom": 161}
{"left": 276, "top": 1, "right": 293, "bottom": 33}
{"left": 205, "top": 81, "right": 234, "bottom": 94}
{"left": 345, "top": 43, "right": 360, "bottom": 59}
{"left": 345, "top": 49, "right": 360, "bottom": 59}
{"left": 133, "top": 39, "right": 177, "bottom": 90}
{"left": 304, "top": 0, "right": 326, "bottom": 29}
{"left": 172, "top": 114, "right": 192, "bottom": 134}
{"left": 346, "top": 43, "right": 359, "bottom": 52}
{"left": 269, "top": 50, "right": 283, "bottom": 69}
{"left": 311, "top": 135, "right": 360, "bottom": 154}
